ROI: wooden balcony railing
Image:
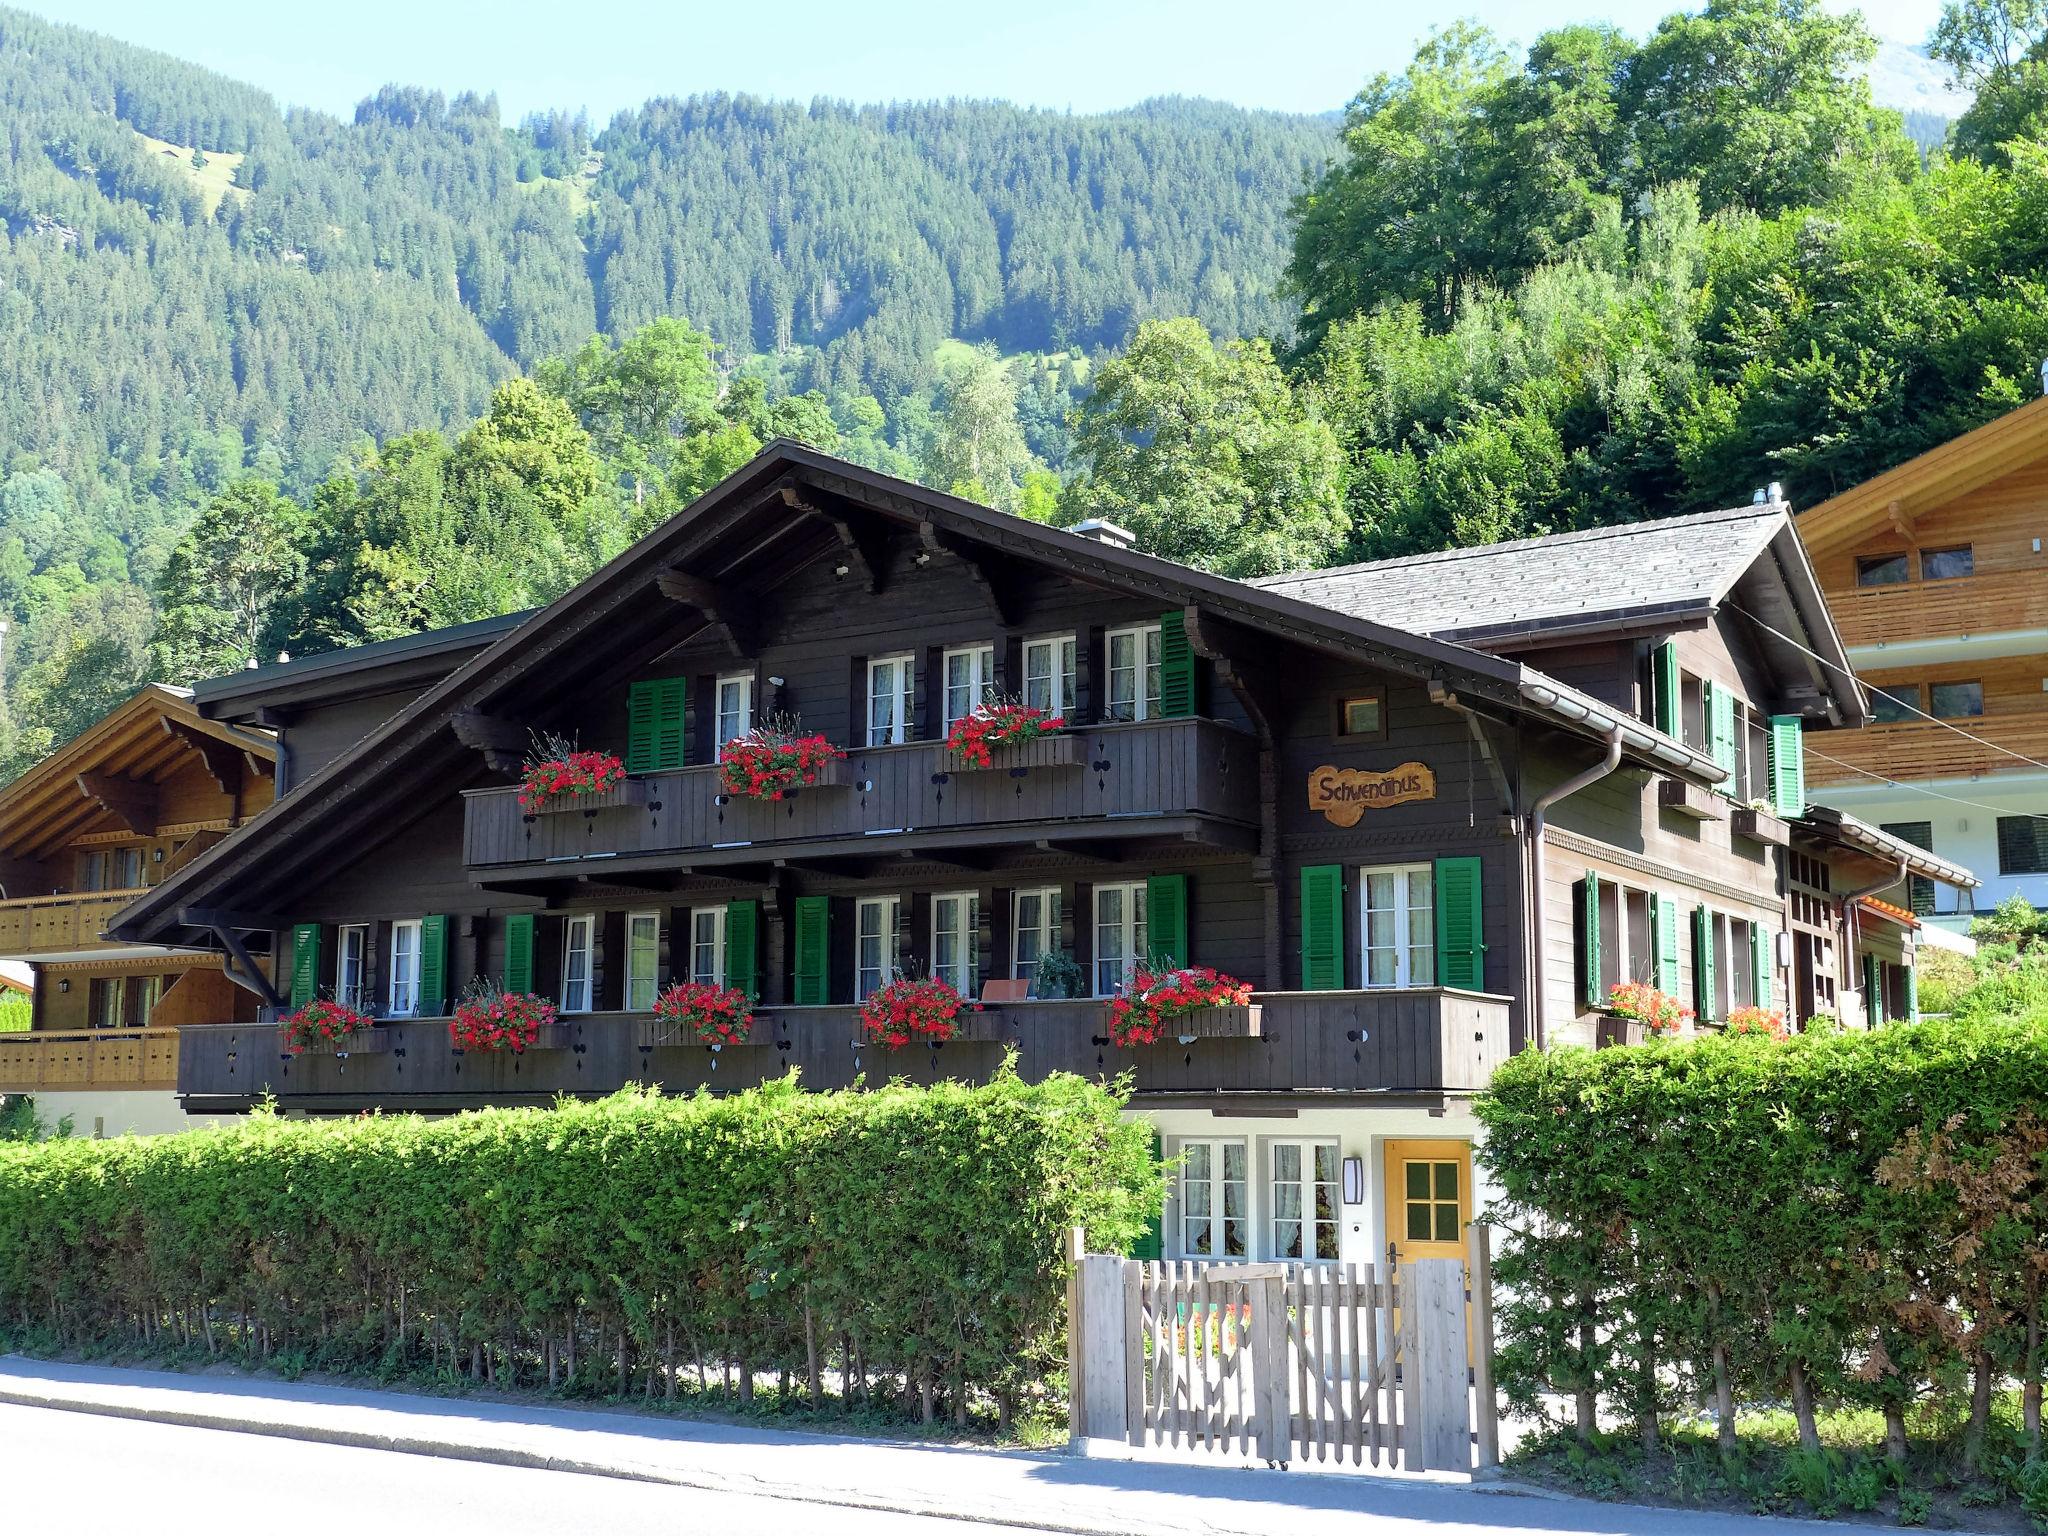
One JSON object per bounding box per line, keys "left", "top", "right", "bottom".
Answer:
{"left": 1831, "top": 568, "right": 2048, "bottom": 649}
{"left": 174, "top": 988, "right": 1512, "bottom": 1108}
{"left": 463, "top": 717, "right": 1260, "bottom": 871}
{"left": 0, "top": 888, "right": 148, "bottom": 957}
{"left": 1807, "top": 714, "right": 2048, "bottom": 786}
{"left": 0, "top": 1028, "right": 180, "bottom": 1092}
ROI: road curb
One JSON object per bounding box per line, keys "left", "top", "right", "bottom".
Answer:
{"left": 0, "top": 1381, "right": 1199, "bottom": 1536}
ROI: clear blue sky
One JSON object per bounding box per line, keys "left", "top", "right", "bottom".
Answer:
{"left": 42, "top": 0, "right": 1952, "bottom": 120}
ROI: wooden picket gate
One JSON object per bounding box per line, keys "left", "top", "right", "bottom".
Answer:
{"left": 1067, "top": 1226, "right": 1498, "bottom": 1473}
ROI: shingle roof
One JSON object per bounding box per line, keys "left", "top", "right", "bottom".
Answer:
{"left": 1249, "top": 503, "right": 1790, "bottom": 645}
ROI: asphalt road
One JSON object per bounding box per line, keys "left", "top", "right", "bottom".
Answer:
{"left": 0, "top": 1401, "right": 1042, "bottom": 1534}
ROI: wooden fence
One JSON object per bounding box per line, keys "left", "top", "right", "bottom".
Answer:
{"left": 1067, "top": 1225, "right": 1498, "bottom": 1474}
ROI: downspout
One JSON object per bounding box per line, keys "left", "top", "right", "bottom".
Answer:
{"left": 1837, "top": 855, "right": 1908, "bottom": 1022}
{"left": 1525, "top": 725, "right": 1625, "bottom": 1051}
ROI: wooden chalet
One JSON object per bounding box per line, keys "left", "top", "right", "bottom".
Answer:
{"left": 1799, "top": 393, "right": 2048, "bottom": 927}
{"left": 0, "top": 685, "right": 274, "bottom": 1134}
{"left": 103, "top": 445, "right": 1971, "bottom": 1264}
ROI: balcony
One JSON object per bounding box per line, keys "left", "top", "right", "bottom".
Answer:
{"left": 173, "top": 988, "right": 1511, "bottom": 1110}
{"left": 0, "top": 1028, "right": 180, "bottom": 1093}
{"left": 463, "top": 718, "right": 1261, "bottom": 875}
{"left": 0, "top": 889, "right": 149, "bottom": 960}
{"left": 1806, "top": 714, "right": 2048, "bottom": 786}
{"left": 1832, "top": 569, "right": 2048, "bottom": 651}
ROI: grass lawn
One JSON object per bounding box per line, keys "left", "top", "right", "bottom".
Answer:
{"left": 132, "top": 132, "right": 246, "bottom": 218}
{"left": 1511, "top": 1396, "right": 2048, "bottom": 1531}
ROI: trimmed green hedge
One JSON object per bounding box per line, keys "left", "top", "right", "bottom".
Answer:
{"left": 0, "top": 1069, "right": 1155, "bottom": 1423}
{"left": 1476, "top": 1018, "right": 2048, "bottom": 1463}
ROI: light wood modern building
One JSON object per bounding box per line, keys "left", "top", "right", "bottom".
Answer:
{"left": 1799, "top": 393, "right": 2048, "bottom": 929}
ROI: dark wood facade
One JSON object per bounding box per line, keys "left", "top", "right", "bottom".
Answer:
{"left": 104, "top": 445, "right": 1948, "bottom": 1117}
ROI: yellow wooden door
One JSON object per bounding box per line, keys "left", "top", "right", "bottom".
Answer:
{"left": 1382, "top": 1139, "right": 1472, "bottom": 1267}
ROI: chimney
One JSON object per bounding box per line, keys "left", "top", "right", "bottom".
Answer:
{"left": 1066, "top": 518, "right": 1135, "bottom": 552}
{"left": 2039, "top": 357, "right": 2048, "bottom": 398}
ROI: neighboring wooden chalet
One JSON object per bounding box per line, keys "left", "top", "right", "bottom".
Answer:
{"left": 1799, "top": 393, "right": 2048, "bottom": 927}
{"left": 0, "top": 685, "right": 274, "bottom": 1134}
{"left": 106, "top": 445, "right": 1970, "bottom": 1264}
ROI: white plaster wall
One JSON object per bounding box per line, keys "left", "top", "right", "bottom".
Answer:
{"left": 1813, "top": 773, "right": 2048, "bottom": 918}
{"left": 25, "top": 1091, "right": 192, "bottom": 1138}
{"left": 1129, "top": 1102, "right": 1492, "bottom": 1269}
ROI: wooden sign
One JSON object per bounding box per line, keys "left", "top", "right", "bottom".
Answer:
{"left": 1308, "top": 762, "right": 1436, "bottom": 827}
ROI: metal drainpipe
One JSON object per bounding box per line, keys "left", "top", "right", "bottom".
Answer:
{"left": 1525, "top": 725, "right": 1625, "bottom": 1051}
{"left": 1836, "top": 855, "right": 1908, "bottom": 1019}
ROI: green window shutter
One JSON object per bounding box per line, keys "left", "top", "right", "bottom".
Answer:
{"left": 1434, "top": 855, "right": 1485, "bottom": 991}
{"left": 419, "top": 914, "right": 450, "bottom": 1017}
{"left": 1905, "top": 963, "right": 1919, "bottom": 1024}
{"left": 1654, "top": 896, "right": 1681, "bottom": 994}
{"left": 1706, "top": 682, "right": 1738, "bottom": 792}
{"left": 503, "top": 912, "right": 536, "bottom": 994}
{"left": 1768, "top": 715, "right": 1805, "bottom": 817}
{"left": 626, "top": 676, "right": 689, "bottom": 773}
{"left": 792, "top": 896, "right": 831, "bottom": 1006}
{"left": 1158, "top": 611, "right": 1196, "bottom": 718}
{"left": 1864, "top": 953, "right": 1882, "bottom": 1026}
{"left": 1653, "top": 642, "right": 1681, "bottom": 737}
{"left": 1130, "top": 1128, "right": 1164, "bottom": 1261}
{"left": 1580, "top": 870, "right": 1603, "bottom": 1009}
{"left": 1752, "top": 925, "right": 1771, "bottom": 1009}
{"left": 290, "top": 923, "right": 323, "bottom": 1009}
{"left": 1145, "top": 874, "right": 1188, "bottom": 968}
{"left": 725, "top": 899, "right": 760, "bottom": 1001}
{"left": 1693, "top": 906, "right": 1716, "bottom": 1022}
{"left": 1300, "top": 864, "right": 1345, "bottom": 991}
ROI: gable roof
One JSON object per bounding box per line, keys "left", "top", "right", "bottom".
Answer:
{"left": 1252, "top": 501, "right": 1862, "bottom": 725}
{"left": 0, "top": 685, "right": 275, "bottom": 861}
{"left": 1798, "top": 394, "right": 2048, "bottom": 559}
{"left": 193, "top": 610, "right": 534, "bottom": 722}
{"left": 108, "top": 444, "right": 1727, "bottom": 947}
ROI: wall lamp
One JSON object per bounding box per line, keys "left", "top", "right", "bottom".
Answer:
{"left": 1343, "top": 1156, "right": 1365, "bottom": 1207}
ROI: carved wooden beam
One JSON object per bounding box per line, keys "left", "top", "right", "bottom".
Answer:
{"left": 76, "top": 770, "right": 157, "bottom": 835}
{"left": 654, "top": 568, "right": 758, "bottom": 656}
{"left": 1181, "top": 606, "right": 1278, "bottom": 742}
{"left": 449, "top": 709, "right": 530, "bottom": 775}
{"left": 1034, "top": 838, "right": 1122, "bottom": 865}
{"left": 783, "top": 485, "right": 888, "bottom": 596}
{"left": 160, "top": 717, "right": 243, "bottom": 796}
{"left": 920, "top": 521, "right": 1024, "bottom": 627}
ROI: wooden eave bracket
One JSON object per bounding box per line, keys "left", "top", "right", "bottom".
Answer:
{"left": 160, "top": 715, "right": 245, "bottom": 796}
{"left": 450, "top": 708, "right": 531, "bottom": 775}
{"left": 782, "top": 484, "right": 887, "bottom": 596}
{"left": 919, "top": 520, "right": 1024, "bottom": 627}
{"left": 654, "top": 568, "right": 759, "bottom": 656}
{"left": 75, "top": 770, "right": 157, "bottom": 835}
{"left": 1181, "top": 605, "right": 1277, "bottom": 741}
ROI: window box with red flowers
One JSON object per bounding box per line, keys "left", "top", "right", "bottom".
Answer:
{"left": 945, "top": 700, "right": 1077, "bottom": 772}
{"left": 280, "top": 999, "right": 385, "bottom": 1056}
{"left": 518, "top": 733, "right": 639, "bottom": 816}
{"left": 448, "top": 988, "right": 567, "bottom": 1053}
{"left": 717, "top": 719, "right": 848, "bottom": 802}
{"left": 1106, "top": 967, "right": 1259, "bottom": 1049}
{"left": 641, "top": 982, "right": 764, "bottom": 1050}
{"left": 1596, "top": 982, "right": 1691, "bottom": 1047}
{"left": 856, "top": 975, "right": 983, "bottom": 1049}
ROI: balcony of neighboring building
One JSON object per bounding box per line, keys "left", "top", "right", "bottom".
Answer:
{"left": 1831, "top": 551, "right": 2048, "bottom": 669}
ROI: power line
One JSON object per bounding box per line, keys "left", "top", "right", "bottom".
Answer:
{"left": 1726, "top": 601, "right": 2048, "bottom": 777}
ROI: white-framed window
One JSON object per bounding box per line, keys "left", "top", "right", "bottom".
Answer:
{"left": 942, "top": 644, "right": 996, "bottom": 734}
{"left": 932, "top": 891, "right": 979, "bottom": 996}
{"left": 625, "top": 911, "right": 660, "bottom": 1012}
{"left": 1106, "top": 623, "right": 1162, "bottom": 722}
{"left": 1093, "top": 882, "right": 1148, "bottom": 996}
{"left": 1270, "top": 1140, "right": 1341, "bottom": 1262}
{"left": 856, "top": 896, "right": 900, "bottom": 999}
{"left": 337, "top": 923, "right": 369, "bottom": 1011}
{"left": 1012, "top": 887, "right": 1060, "bottom": 981}
{"left": 689, "top": 906, "right": 726, "bottom": 988}
{"left": 1715, "top": 912, "right": 1755, "bottom": 1015}
{"left": 388, "top": 919, "right": 423, "bottom": 1018}
{"left": 715, "top": 673, "right": 754, "bottom": 749}
{"left": 1361, "top": 864, "right": 1435, "bottom": 989}
{"left": 561, "top": 914, "right": 595, "bottom": 1013}
{"left": 1022, "top": 635, "right": 1077, "bottom": 718}
{"left": 1176, "top": 1138, "right": 1249, "bottom": 1259}
{"left": 867, "top": 656, "right": 914, "bottom": 746}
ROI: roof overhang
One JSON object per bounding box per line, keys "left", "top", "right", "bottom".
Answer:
{"left": 109, "top": 444, "right": 1727, "bottom": 947}
{"left": 193, "top": 611, "right": 533, "bottom": 722}
{"left": 1718, "top": 519, "right": 1868, "bottom": 729}
{"left": 1794, "top": 805, "right": 1981, "bottom": 889}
